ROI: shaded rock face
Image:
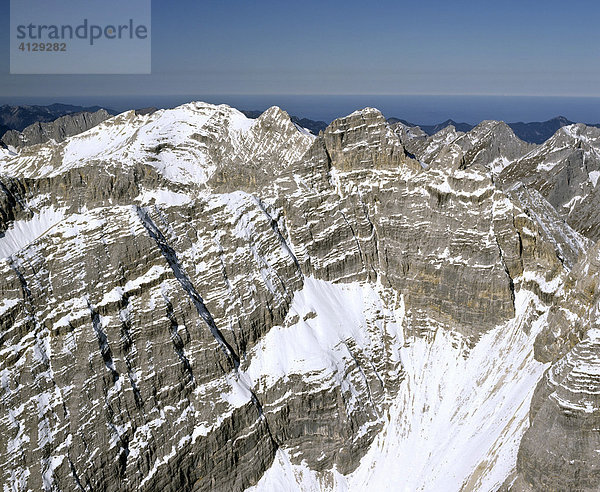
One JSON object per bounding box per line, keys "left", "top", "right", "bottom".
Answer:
{"left": 0, "top": 101, "right": 598, "bottom": 491}
{"left": 499, "top": 124, "right": 600, "bottom": 241}
{"left": 0, "top": 104, "right": 113, "bottom": 135}
{"left": 1, "top": 110, "right": 112, "bottom": 150}
{"left": 134, "top": 107, "right": 158, "bottom": 116}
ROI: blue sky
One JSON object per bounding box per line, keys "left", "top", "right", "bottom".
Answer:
{"left": 1, "top": 0, "right": 599, "bottom": 99}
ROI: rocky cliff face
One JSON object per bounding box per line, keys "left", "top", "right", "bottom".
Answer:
{"left": 499, "top": 124, "right": 600, "bottom": 241}
{"left": 507, "top": 240, "right": 600, "bottom": 491}
{"left": 0, "top": 102, "right": 598, "bottom": 491}
{"left": 1, "top": 110, "right": 112, "bottom": 151}
{"left": 395, "top": 119, "right": 535, "bottom": 175}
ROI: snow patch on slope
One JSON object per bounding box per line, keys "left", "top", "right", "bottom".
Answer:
{"left": 249, "top": 288, "right": 548, "bottom": 491}
{"left": 135, "top": 189, "right": 192, "bottom": 207}
{"left": 244, "top": 277, "right": 402, "bottom": 391}
{"left": 0, "top": 207, "right": 66, "bottom": 258}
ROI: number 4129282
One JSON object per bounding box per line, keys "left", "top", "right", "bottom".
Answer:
{"left": 18, "top": 42, "right": 67, "bottom": 52}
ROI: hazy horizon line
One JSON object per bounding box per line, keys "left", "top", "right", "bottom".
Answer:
{"left": 4, "top": 93, "right": 600, "bottom": 99}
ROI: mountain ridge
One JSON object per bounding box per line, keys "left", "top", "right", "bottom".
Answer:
{"left": 393, "top": 114, "right": 600, "bottom": 144}
{"left": 4, "top": 103, "right": 600, "bottom": 145}
{"left": 0, "top": 103, "right": 118, "bottom": 134}
{"left": 0, "top": 101, "right": 598, "bottom": 491}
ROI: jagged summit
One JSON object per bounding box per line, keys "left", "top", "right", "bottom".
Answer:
{"left": 556, "top": 121, "right": 600, "bottom": 142}
{"left": 499, "top": 122, "right": 600, "bottom": 241}
{"left": 257, "top": 105, "right": 290, "bottom": 120}
{"left": 392, "top": 117, "right": 534, "bottom": 175}
{"left": 457, "top": 119, "right": 534, "bottom": 173}
{"left": 322, "top": 105, "right": 421, "bottom": 173}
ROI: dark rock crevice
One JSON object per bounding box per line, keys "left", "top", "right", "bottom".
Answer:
{"left": 135, "top": 205, "right": 282, "bottom": 480}
{"left": 136, "top": 205, "right": 240, "bottom": 371}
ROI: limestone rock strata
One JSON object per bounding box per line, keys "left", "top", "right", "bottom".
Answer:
{"left": 0, "top": 102, "right": 597, "bottom": 491}
{"left": 394, "top": 119, "right": 534, "bottom": 174}
{"left": 510, "top": 241, "right": 600, "bottom": 491}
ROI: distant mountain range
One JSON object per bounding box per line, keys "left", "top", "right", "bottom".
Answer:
{"left": 1, "top": 109, "right": 113, "bottom": 150}
{"left": 505, "top": 116, "right": 600, "bottom": 144}
{"left": 389, "top": 115, "right": 600, "bottom": 144}
{"left": 0, "top": 103, "right": 117, "bottom": 135}
{"left": 1, "top": 104, "right": 599, "bottom": 145}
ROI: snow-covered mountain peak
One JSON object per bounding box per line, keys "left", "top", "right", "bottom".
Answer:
{"left": 0, "top": 101, "right": 314, "bottom": 187}
{"left": 397, "top": 117, "right": 534, "bottom": 176}
{"left": 345, "top": 107, "right": 385, "bottom": 119}
{"left": 459, "top": 119, "right": 527, "bottom": 149}
{"left": 497, "top": 120, "right": 600, "bottom": 241}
